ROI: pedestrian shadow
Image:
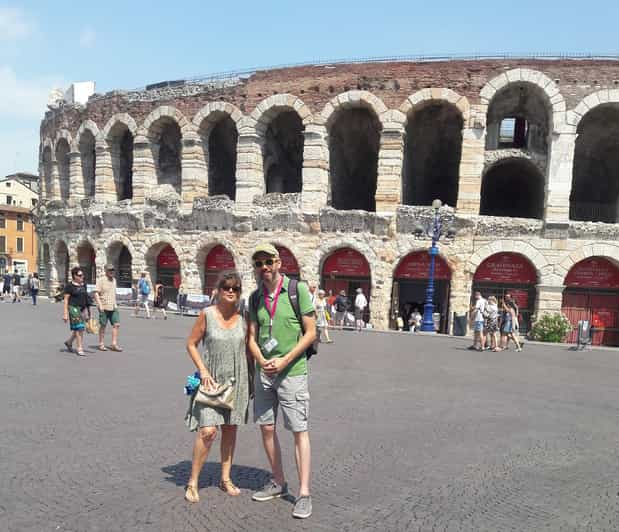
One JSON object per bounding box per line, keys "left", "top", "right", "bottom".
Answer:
{"left": 162, "top": 460, "right": 274, "bottom": 492}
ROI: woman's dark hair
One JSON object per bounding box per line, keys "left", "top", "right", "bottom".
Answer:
{"left": 33, "top": 273, "right": 39, "bottom": 279}
{"left": 216, "top": 270, "right": 242, "bottom": 293}
{"left": 71, "top": 266, "right": 83, "bottom": 278}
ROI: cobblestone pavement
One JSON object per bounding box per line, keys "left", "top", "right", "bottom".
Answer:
{"left": 2, "top": 301, "right": 619, "bottom": 532}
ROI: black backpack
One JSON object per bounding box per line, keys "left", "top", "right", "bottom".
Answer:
{"left": 249, "top": 278, "right": 318, "bottom": 359}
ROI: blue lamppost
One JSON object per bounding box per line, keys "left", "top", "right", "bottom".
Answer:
{"left": 415, "top": 199, "right": 456, "bottom": 332}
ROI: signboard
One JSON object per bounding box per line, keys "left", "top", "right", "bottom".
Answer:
{"left": 565, "top": 257, "right": 619, "bottom": 289}
{"left": 322, "top": 248, "right": 370, "bottom": 278}
{"left": 157, "top": 245, "right": 180, "bottom": 269}
{"left": 276, "top": 246, "right": 299, "bottom": 275}
{"left": 474, "top": 253, "right": 537, "bottom": 284}
{"left": 394, "top": 251, "right": 451, "bottom": 280}
{"left": 205, "top": 245, "right": 235, "bottom": 271}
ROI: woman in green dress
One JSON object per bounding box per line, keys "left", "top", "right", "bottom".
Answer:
{"left": 184, "top": 270, "right": 250, "bottom": 503}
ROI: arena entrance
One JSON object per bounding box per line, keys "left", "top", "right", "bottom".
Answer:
{"left": 392, "top": 251, "right": 452, "bottom": 332}
{"left": 561, "top": 257, "right": 619, "bottom": 346}
{"left": 321, "top": 248, "right": 371, "bottom": 320}
{"left": 77, "top": 242, "right": 96, "bottom": 286}
{"left": 156, "top": 245, "right": 181, "bottom": 301}
{"left": 204, "top": 245, "right": 235, "bottom": 298}
{"left": 276, "top": 245, "right": 300, "bottom": 280}
{"left": 472, "top": 252, "right": 538, "bottom": 334}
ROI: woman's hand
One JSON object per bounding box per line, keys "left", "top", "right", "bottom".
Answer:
{"left": 200, "top": 370, "right": 216, "bottom": 391}
{"left": 63, "top": 314, "right": 68, "bottom": 323}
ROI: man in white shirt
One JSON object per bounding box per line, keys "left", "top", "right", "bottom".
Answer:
{"left": 354, "top": 287, "right": 368, "bottom": 332}
{"left": 469, "top": 291, "right": 487, "bottom": 351}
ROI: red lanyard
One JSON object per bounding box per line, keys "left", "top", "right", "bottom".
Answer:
{"left": 263, "top": 276, "right": 284, "bottom": 336}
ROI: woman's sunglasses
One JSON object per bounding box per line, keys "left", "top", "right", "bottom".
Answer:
{"left": 75, "top": 273, "right": 84, "bottom": 277}
{"left": 253, "top": 258, "right": 277, "bottom": 268}
{"left": 220, "top": 285, "right": 241, "bottom": 293}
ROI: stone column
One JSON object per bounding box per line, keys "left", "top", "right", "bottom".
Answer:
{"left": 449, "top": 262, "right": 473, "bottom": 335}
{"left": 95, "top": 142, "right": 115, "bottom": 202}
{"left": 301, "top": 123, "right": 329, "bottom": 213}
{"left": 132, "top": 135, "right": 156, "bottom": 204}
{"left": 535, "top": 284, "right": 565, "bottom": 316}
{"left": 181, "top": 133, "right": 207, "bottom": 207}
{"left": 38, "top": 161, "right": 46, "bottom": 201}
{"left": 49, "top": 161, "right": 60, "bottom": 201}
{"left": 68, "top": 151, "right": 83, "bottom": 205}
{"left": 235, "top": 123, "right": 264, "bottom": 211}
{"left": 375, "top": 115, "right": 405, "bottom": 214}
{"left": 456, "top": 124, "right": 486, "bottom": 214}
{"left": 544, "top": 132, "right": 576, "bottom": 223}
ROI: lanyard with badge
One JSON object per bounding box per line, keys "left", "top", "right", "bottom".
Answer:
{"left": 261, "top": 275, "right": 284, "bottom": 355}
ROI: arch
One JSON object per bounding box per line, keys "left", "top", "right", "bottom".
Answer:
{"left": 393, "top": 248, "right": 455, "bottom": 279}
{"left": 466, "top": 241, "right": 548, "bottom": 283}
{"left": 316, "top": 240, "right": 377, "bottom": 281}
{"left": 557, "top": 244, "right": 619, "bottom": 280}
{"left": 102, "top": 113, "right": 138, "bottom": 139}
{"left": 41, "top": 143, "right": 53, "bottom": 199}
{"left": 399, "top": 88, "right": 471, "bottom": 126}
{"left": 198, "top": 243, "right": 237, "bottom": 296}
{"left": 74, "top": 120, "right": 103, "bottom": 150}
{"left": 273, "top": 244, "right": 300, "bottom": 278}
{"left": 327, "top": 101, "right": 382, "bottom": 211}
{"left": 569, "top": 102, "right": 619, "bottom": 223}
{"left": 106, "top": 239, "right": 134, "bottom": 288}
{"left": 480, "top": 158, "right": 545, "bottom": 219}
{"left": 54, "top": 129, "right": 74, "bottom": 149}
{"left": 480, "top": 68, "right": 566, "bottom": 130}
{"left": 250, "top": 94, "right": 313, "bottom": 130}
{"left": 55, "top": 136, "right": 71, "bottom": 201}
{"left": 570, "top": 89, "right": 619, "bottom": 131}
{"left": 142, "top": 105, "right": 192, "bottom": 137}
{"left": 144, "top": 241, "right": 182, "bottom": 297}
{"left": 194, "top": 105, "right": 241, "bottom": 200}
{"left": 402, "top": 99, "right": 463, "bottom": 207}
{"left": 77, "top": 127, "right": 97, "bottom": 198}
{"left": 76, "top": 239, "right": 97, "bottom": 284}
{"left": 54, "top": 239, "right": 70, "bottom": 285}
{"left": 145, "top": 111, "right": 184, "bottom": 194}
{"left": 320, "top": 90, "right": 388, "bottom": 129}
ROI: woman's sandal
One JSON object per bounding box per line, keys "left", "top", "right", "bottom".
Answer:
{"left": 219, "top": 478, "right": 240, "bottom": 496}
{"left": 98, "top": 344, "right": 108, "bottom": 351}
{"left": 64, "top": 340, "right": 73, "bottom": 353}
{"left": 109, "top": 345, "right": 123, "bottom": 352}
{"left": 184, "top": 484, "right": 199, "bottom": 503}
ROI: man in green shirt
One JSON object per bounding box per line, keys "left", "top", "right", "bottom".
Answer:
{"left": 248, "top": 243, "right": 316, "bottom": 519}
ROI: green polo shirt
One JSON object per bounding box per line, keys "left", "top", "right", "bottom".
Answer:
{"left": 249, "top": 275, "right": 314, "bottom": 377}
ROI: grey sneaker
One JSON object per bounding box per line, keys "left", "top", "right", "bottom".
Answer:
{"left": 252, "top": 480, "right": 288, "bottom": 502}
{"left": 292, "top": 495, "right": 312, "bottom": 519}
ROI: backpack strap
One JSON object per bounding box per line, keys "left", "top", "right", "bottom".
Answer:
{"left": 287, "top": 278, "right": 302, "bottom": 327}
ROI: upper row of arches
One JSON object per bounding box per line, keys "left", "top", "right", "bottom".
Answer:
{"left": 40, "top": 69, "right": 619, "bottom": 223}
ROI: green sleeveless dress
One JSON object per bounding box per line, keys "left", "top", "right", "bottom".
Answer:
{"left": 185, "top": 306, "right": 249, "bottom": 430}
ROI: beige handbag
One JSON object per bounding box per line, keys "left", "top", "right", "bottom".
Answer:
{"left": 194, "top": 378, "right": 236, "bottom": 410}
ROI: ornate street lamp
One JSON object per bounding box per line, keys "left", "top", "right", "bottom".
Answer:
{"left": 414, "top": 199, "right": 456, "bottom": 332}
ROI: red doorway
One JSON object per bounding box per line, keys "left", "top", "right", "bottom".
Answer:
{"left": 472, "top": 252, "right": 538, "bottom": 334}
{"left": 157, "top": 245, "right": 180, "bottom": 300}
{"left": 562, "top": 257, "right": 619, "bottom": 346}
{"left": 204, "top": 245, "right": 235, "bottom": 297}
{"left": 276, "top": 245, "right": 300, "bottom": 280}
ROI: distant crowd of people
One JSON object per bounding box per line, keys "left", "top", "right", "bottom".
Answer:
{"left": 0, "top": 269, "right": 40, "bottom": 305}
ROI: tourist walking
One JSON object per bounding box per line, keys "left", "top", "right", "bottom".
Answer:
{"left": 409, "top": 307, "right": 422, "bottom": 332}
{"left": 334, "top": 289, "right": 349, "bottom": 328}
{"left": 11, "top": 269, "right": 22, "bottom": 303}
{"left": 2, "top": 270, "right": 11, "bottom": 301}
{"left": 62, "top": 266, "right": 90, "bottom": 356}
{"left": 153, "top": 281, "right": 168, "bottom": 319}
{"left": 248, "top": 243, "right": 317, "bottom": 519}
{"left": 326, "top": 290, "right": 336, "bottom": 326}
{"left": 133, "top": 272, "right": 152, "bottom": 318}
{"left": 177, "top": 279, "right": 188, "bottom": 315}
{"left": 93, "top": 264, "right": 122, "bottom": 352}
{"left": 29, "top": 273, "right": 40, "bottom": 306}
{"left": 500, "top": 298, "right": 522, "bottom": 351}
{"left": 184, "top": 271, "right": 249, "bottom": 504}
{"left": 469, "top": 291, "right": 487, "bottom": 351}
{"left": 485, "top": 296, "right": 500, "bottom": 351}
{"left": 314, "top": 289, "right": 333, "bottom": 343}
{"left": 354, "top": 287, "right": 368, "bottom": 331}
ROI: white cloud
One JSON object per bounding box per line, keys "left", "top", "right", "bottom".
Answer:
{"left": 79, "top": 27, "right": 96, "bottom": 48}
{"left": 0, "top": 66, "right": 65, "bottom": 120}
{"left": 0, "top": 7, "right": 33, "bottom": 42}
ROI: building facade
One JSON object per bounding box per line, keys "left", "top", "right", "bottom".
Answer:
{"left": 37, "top": 58, "right": 619, "bottom": 344}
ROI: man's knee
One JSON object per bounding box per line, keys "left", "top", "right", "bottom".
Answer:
{"left": 260, "top": 424, "right": 276, "bottom": 437}
{"left": 198, "top": 426, "right": 218, "bottom": 442}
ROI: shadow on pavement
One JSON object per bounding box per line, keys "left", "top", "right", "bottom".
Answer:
{"left": 162, "top": 461, "right": 272, "bottom": 491}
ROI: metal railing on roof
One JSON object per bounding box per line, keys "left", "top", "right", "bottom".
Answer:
{"left": 129, "top": 52, "right": 619, "bottom": 92}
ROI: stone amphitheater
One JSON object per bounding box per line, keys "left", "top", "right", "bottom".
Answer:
{"left": 37, "top": 57, "right": 619, "bottom": 343}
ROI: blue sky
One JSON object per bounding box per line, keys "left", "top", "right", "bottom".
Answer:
{"left": 1, "top": 0, "right": 618, "bottom": 177}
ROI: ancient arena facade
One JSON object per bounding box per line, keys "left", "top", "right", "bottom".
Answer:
{"left": 38, "top": 58, "right": 619, "bottom": 343}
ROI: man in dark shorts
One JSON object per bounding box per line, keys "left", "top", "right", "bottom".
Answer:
{"left": 2, "top": 270, "right": 11, "bottom": 300}
{"left": 94, "top": 264, "right": 122, "bottom": 352}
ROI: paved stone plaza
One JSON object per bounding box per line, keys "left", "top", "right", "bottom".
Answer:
{"left": 1, "top": 301, "right": 619, "bottom": 531}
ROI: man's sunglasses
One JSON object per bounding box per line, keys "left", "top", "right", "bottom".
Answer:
{"left": 220, "top": 285, "right": 241, "bottom": 293}
{"left": 253, "top": 258, "right": 277, "bottom": 268}
{"left": 75, "top": 273, "right": 84, "bottom": 277}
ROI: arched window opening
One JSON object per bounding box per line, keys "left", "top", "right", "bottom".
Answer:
{"left": 79, "top": 130, "right": 96, "bottom": 197}
{"left": 55, "top": 241, "right": 69, "bottom": 285}
{"left": 570, "top": 104, "right": 619, "bottom": 223}
{"left": 480, "top": 159, "right": 544, "bottom": 219}
{"left": 108, "top": 123, "right": 134, "bottom": 201}
{"left": 200, "top": 114, "right": 237, "bottom": 200}
{"left": 107, "top": 242, "right": 133, "bottom": 288}
{"left": 403, "top": 103, "right": 463, "bottom": 207}
{"left": 329, "top": 108, "right": 380, "bottom": 211}
{"left": 77, "top": 242, "right": 96, "bottom": 285}
{"left": 151, "top": 118, "right": 181, "bottom": 194}
{"left": 42, "top": 147, "right": 53, "bottom": 199}
{"left": 263, "top": 110, "right": 304, "bottom": 194}
{"left": 485, "top": 83, "right": 549, "bottom": 155}
{"left": 55, "top": 139, "right": 71, "bottom": 201}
